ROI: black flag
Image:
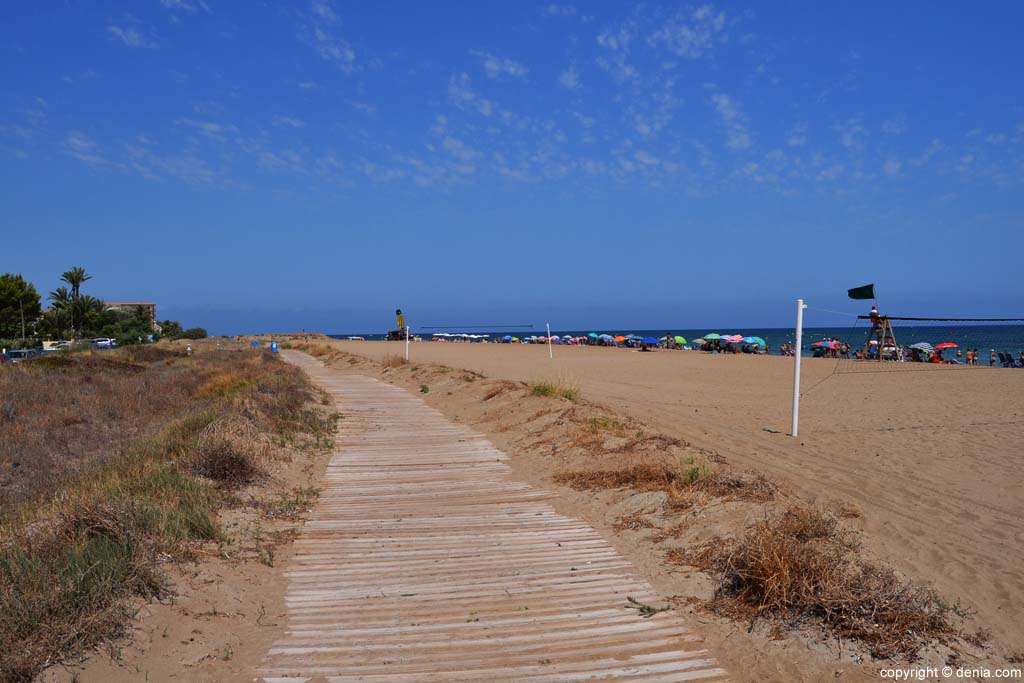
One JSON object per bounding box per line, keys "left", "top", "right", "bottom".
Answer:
{"left": 847, "top": 283, "right": 875, "bottom": 300}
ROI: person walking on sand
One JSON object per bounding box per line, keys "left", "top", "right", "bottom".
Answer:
{"left": 990, "top": 349, "right": 997, "bottom": 367}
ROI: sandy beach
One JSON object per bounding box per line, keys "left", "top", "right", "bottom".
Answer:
{"left": 321, "top": 340, "right": 1024, "bottom": 656}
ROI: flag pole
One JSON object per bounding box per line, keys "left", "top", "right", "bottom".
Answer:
{"left": 791, "top": 299, "right": 806, "bottom": 437}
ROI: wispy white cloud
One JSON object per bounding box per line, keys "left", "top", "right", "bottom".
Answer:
{"left": 835, "top": 117, "right": 865, "bottom": 149}
{"left": 304, "top": 0, "right": 357, "bottom": 74}
{"left": 559, "top": 64, "right": 581, "bottom": 90}
{"left": 544, "top": 4, "right": 577, "bottom": 17}
{"left": 710, "top": 93, "right": 752, "bottom": 150}
{"left": 883, "top": 158, "right": 902, "bottom": 177}
{"left": 596, "top": 20, "right": 638, "bottom": 81}
{"left": 881, "top": 116, "right": 907, "bottom": 135}
{"left": 787, "top": 123, "right": 807, "bottom": 147}
{"left": 160, "top": 0, "right": 211, "bottom": 14}
{"left": 107, "top": 25, "right": 157, "bottom": 49}
{"left": 649, "top": 4, "right": 728, "bottom": 59}
{"left": 471, "top": 50, "right": 528, "bottom": 80}
{"left": 910, "top": 138, "right": 945, "bottom": 167}
{"left": 448, "top": 73, "right": 495, "bottom": 117}
{"left": 296, "top": 81, "right": 320, "bottom": 90}
{"left": 64, "top": 131, "right": 110, "bottom": 166}
{"left": 273, "top": 116, "right": 306, "bottom": 128}
{"left": 176, "top": 118, "right": 238, "bottom": 141}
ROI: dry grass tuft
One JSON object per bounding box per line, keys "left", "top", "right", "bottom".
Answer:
{"left": 555, "top": 458, "right": 772, "bottom": 511}
{"left": 482, "top": 380, "right": 522, "bottom": 401}
{"left": 381, "top": 353, "right": 410, "bottom": 368}
{"left": 682, "top": 506, "right": 955, "bottom": 659}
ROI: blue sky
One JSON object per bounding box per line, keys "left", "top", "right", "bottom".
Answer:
{"left": 2, "top": 1, "right": 1021, "bottom": 334}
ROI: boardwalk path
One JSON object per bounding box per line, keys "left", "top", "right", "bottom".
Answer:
{"left": 259, "top": 352, "right": 730, "bottom": 682}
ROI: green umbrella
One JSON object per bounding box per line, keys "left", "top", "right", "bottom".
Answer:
{"left": 674, "top": 335, "right": 687, "bottom": 344}
{"left": 702, "top": 333, "right": 722, "bottom": 340}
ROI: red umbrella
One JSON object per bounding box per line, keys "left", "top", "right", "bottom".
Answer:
{"left": 935, "top": 342, "right": 959, "bottom": 350}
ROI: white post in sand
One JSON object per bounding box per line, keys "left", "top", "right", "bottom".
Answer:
{"left": 791, "top": 298, "right": 806, "bottom": 437}
{"left": 405, "top": 326, "right": 410, "bottom": 361}
{"left": 547, "top": 323, "right": 553, "bottom": 359}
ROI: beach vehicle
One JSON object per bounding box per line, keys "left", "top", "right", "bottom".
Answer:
{"left": 91, "top": 338, "right": 116, "bottom": 348}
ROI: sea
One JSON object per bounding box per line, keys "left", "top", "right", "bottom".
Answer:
{"left": 330, "top": 324, "right": 1024, "bottom": 358}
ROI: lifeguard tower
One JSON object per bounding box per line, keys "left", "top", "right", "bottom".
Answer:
{"left": 864, "top": 315, "right": 898, "bottom": 361}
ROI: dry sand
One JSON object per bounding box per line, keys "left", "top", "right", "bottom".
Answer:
{"left": 323, "top": 340, "right": 1024, "bottom": 657}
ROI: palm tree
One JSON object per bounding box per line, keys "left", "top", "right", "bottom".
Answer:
{"left": 49, "top": 286, "right": 72, "bottom": 308}
{"left": 73, "top": 295, "right": 106, "bottom": 336}
{"left": 61, "top": 266, "right": 92, "bottom": 299}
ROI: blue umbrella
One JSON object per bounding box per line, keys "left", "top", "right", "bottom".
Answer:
{"left": 743, "top": 336, "right": 766, "bottom": 347}
{"left": 642, "top": 337, "right": 659, "bottom": 345}
{"left": 502, "top": 335, "right": 512, "bottom": 341}
{"left": 587, "top": 332, "right": 599, "bottom": 338}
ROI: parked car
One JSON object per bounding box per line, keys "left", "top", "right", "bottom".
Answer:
{"left": 91, "top": 338, "right": 117, "bottom": 349}
{"left": 3, "top": 349, "right": 39, "bottom": 363}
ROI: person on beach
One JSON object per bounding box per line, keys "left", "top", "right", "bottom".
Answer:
{"left": 990, "top": 350, "right": 997, "bottom": 366}
{"left": 869, "top": 305, "right": 881, "bottom": 329}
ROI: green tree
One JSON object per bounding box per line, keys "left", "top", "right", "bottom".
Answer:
{"left": 0, "top": 273, "right": 42, "bottom": 339}
{"left": 158, "top": 319, "right": 183, "bottom": 338}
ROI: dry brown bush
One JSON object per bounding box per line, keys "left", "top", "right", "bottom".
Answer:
{"left": 190, "top": 419, "right": 268, "bottom": 486}
{"left": 555, "top": 461, "right": 774, "bottom": 511}
{"left": 681, "top": 506, "right": 954, "bottom": 659}
{"left": 381, "top": 353, "right": 409, "bottom": 368}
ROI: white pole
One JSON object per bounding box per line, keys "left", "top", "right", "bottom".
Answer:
{"left": 405, "top": 325, "right": 410, "bottom": 361}
{"left": 791, "top": 298, "right": 806, "bottom": 437}
{"left": 547, "top": 323, "right": 553, "bottom": 359}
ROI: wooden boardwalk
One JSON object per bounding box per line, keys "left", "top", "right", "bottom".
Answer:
{"left": 259, "top": 353, "right": 730, "bottom": 683}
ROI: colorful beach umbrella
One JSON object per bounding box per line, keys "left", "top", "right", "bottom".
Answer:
{"left": 743, "top": 336, "right": 766, "bottom": 347}
{"left": 702, "top": 333, "right": 722, "bottom": 340}
{"left": 587, "top": 332, "right": 599, "bottom": 338}
{"left": 674, "top": 336, "right": 687, "bottom": 344}
{"left": 935, "top": 342, "right": 959, "bottom": 350}
{"left": 910, "top": 342, "right": 933, "bottom": 351}
{"left": 725, "top": 335, "right": 744, "bottom": 343}
{"left": 614, "top": 335, "right": 625, "bottom": 342}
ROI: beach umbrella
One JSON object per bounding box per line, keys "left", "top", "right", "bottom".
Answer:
{"left": 614, "top": 335, "right": 625, "bottom": 342}
{"left": 511, "top": 337, "right": 520, "bottom": 342}
{"left": 725, "top": 335, "right": 744, "bottom": 343}
{"left": 811, "top": 340, "right": 828, "bottom": 347}
{"left": 743, "top": 336, "right": 765, "bottom": 347}
{"left": 674, "top": 336, "right": 687, "bottom": 344}
{"left": 587, "top": 332, "right": 599, "bottom": 338}
{"left": 910, "top": 342, "right": 933, "bottom": 352}
{"left": 691, "top": 338, "right": 707, "bottom": 344}
{"left": 642, "top": 336, "right": 659, "bottom": 345}
{"left": 935, "top": 342, "right": 959, "bottom": 349}
{"left": 502, "top": 335, "right": 512, "bottom": 341}
{"left": 599, "top": 334, "right": 614, "bottom": 340}
{"left": 702, "top": 333, "right": 722, "bottom": 340}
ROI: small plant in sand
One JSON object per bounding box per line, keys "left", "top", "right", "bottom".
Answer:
{"left": 528, "top": 375, "right": 581, "bottom": 402}
{"left": 626, "top": 596, "right": 671, "bottom": 618}
{"left": 420, "top": 384, "right": 430, "bottom": 394}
